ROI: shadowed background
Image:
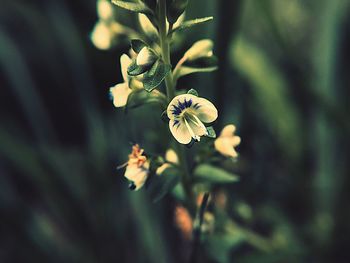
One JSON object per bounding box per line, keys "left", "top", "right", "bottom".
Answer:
{"left": 1, "top": 0, "right": 350, "bottom": 262}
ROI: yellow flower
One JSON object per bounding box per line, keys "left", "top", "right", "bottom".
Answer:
{"left": 214, "top": 124, "right": 241, "bottom": 158}
{"left": 124, "top": 144, "right": 150, "bottom": 190}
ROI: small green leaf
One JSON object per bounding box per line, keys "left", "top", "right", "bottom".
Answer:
{"left": 187, "top": 88, "right": 198, "bottom": 96}
{"left": 111, "top": 0, "right": 152, "bottom": 14}
{"left": 143, "top": 60, "right": 171, "bottom": 92}
{"left": 127, "top": 59, "right": 150, "bottom": 76}
{"left": 169, "top": 17, "right": 213, "bottom": 34}
{"left": 206, "top": 126, "right": 216, "bottom": 138}
{"left": 174, "top": 56, "right": 218, "bottom": 80}
{"left": 147, "top": 167, "right": 180, "bottom": 202}
{"left": 131, "top": 39, "right": 147, "bottom": 53}
{"left": 193, "top": 164, "right": 239, "bottom": 184}
{"left": 166, "top": 0, "right": 188, "bottom": 25}
{"left": 175, "top": 66, "right": 217, "bottom": 80}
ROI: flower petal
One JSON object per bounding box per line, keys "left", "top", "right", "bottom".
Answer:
{"left": 167, "top": 94, "right": 197, "bottom": 119}
{"left": 136, "top": 47, "right": 155, "bottom": 66}
{"left": 110, "top": 83, "right": 131, "bottom": 107}
{"left": 220, "top": 124, "right": 236, "bottom": 137}
{"left": 91, "top": 21, "right": 112, "bottom": 50}
{"left": 165, "top": 149, "right": 178, "bottom": 164}
{"left": 194, "top": 97, "right": 218, "bottom": 123}
{"left": 124, "top": 165, "right": 148, "bottom": 190}
{"left": 120, "top": 54, "right": 132, "bottom": 82}
{"left": 97, "top": 0, "right": 113, "bottom": 20}
{"left": 214, "top": 138, "right": 238, "bottom": 158}
{"left": 184, "top": 114, "right": 208, "bottom": 141}
{"left": 169, "top": 119, "right": 192, "bottom": 144}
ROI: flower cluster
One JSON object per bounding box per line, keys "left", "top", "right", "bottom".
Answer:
{"left": 93, "top": 0, "right": 241, "bottom": 206}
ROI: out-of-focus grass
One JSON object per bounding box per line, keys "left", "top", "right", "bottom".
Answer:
{"left": 1, "top": 0, "right": 350, "bottom": 262}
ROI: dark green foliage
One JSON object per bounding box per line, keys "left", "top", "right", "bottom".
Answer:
{"left": 166, "top": 0, "right": 188, "bottom": 24}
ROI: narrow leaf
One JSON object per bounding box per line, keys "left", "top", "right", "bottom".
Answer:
{"left": 147, "top": 167, "right": 180, "bottom": 202}
{"left": 194, "top": 164, "right": 239, "bottom": 184}
{"left": 174, "top": 65, "right": 217, "bottom": 80}
{"left": 111, "top": 0, "right": 152, "bottom": 14}
{"left": 169, "top": 17, "right": 213, "bottom": 34}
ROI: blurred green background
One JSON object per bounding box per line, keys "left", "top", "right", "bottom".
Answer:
{"left": 1, "top": 0, "right": 350, "bottom": 262}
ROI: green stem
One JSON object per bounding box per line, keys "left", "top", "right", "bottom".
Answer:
{"left": 158, "top": 0, "right": 193, "bottom": 203}
{"left": 189, "top": 192, "right": 210, "bottom": 263}
{"left": 158, "top": 0, "right": 175, "bottom": 101}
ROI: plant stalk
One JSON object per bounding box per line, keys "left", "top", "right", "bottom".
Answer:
{"left": 158, "top": 0, "right": 193, "bottom": 203}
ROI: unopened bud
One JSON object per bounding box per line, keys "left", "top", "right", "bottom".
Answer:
{"left": 136, "top": 47, "right": 156, "bottom": 66}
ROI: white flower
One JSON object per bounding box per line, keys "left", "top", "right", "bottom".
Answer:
{"left": 97, "top": 0, "right": 113, "bottom": 20}
{"left": 91, "top": 21, "right": 113, "bottom": 50}
{"left": 90, "top": 21, "right": 125, "bottom": 50}
{"left": 136, "top": 47, "right": 156, "bottom": 67}
{"left": 183, "top": 39, "right": 214, "bottom": 61}
{"left": 156, "top": 149, "right": 179, "bottom": 175}
{"left": 124, "top": 144, "right": 149, "bottom": 191}
{"left": 167, "top": 94, "right": 218, "bottom": 144}
{"left": 109, "top": 54, "right": 132, "bottom": 107}
{"left": 214, "top": 124, "right": 241, "bottom": 158}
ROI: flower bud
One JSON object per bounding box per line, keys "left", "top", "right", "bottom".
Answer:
{"left": 136, "top": 47, "right": 156, "bottom": 66}
{"left": 97, "top": 0, "right": 114, "bottom": 20}
{"left": 184, "top": 39, "right": 213, "bottom": 61}
{"left": 90, "top": 21, "right": 112, "bottom": 50}
{"left": 138, "top": 13, "right": 158, "bottom": 37}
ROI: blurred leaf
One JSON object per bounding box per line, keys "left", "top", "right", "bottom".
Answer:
{"left": 147, "top": 166, "right": 180, "bottom": 202}
{"left": 230, "top": 36, "right": 301, "bottom": 158}
{"left": 175, "top": 65, "right": 217, "bottom": 80}
{"left": 174, "top": 56, "right": 218, "bottom": 80}
{"left": 193, "top": 164, "right": 239, "bottom": 184}
{"left": 166, "top": 0, "right": 188, "bottom": 24}
{"left": 143, "top": 60, "right": 171, "bottom": 91}
{"left": 140, "top": 0, "right": 157, "bottom": 10}
{"left": 169, "top": 17, "right": 213, "bottom": 34}
{"left": 111, "top": 0, "right": 152, "bottom": 14}
{"left": 125, "top": 89, "right": 167, "bottom": 111}
{"left": 206, "top": 232, "right": 245, "bottom": 263}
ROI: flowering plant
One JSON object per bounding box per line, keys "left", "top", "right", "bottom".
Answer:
{"left": 92, "top": 0, "right": 243, "bottom": 260}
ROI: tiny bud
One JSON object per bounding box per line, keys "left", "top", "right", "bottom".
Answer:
{"left": 136, "top": 47, "right": 156, "bottom": 66}
{"left": 91, "top": 22, "right": 112, "bottom": 50}
{"left": 97, "top": 0, "right": 113, "bottom": 20}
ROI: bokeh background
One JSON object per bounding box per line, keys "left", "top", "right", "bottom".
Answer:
{"left": 1, "top": 0, "right": 350, "bottom": 262}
